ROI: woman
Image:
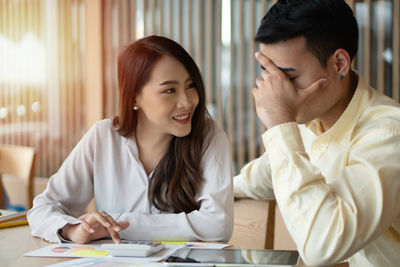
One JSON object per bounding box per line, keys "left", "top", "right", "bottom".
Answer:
{"left": 28, "top": 35, "right": 233, "bottom": 244}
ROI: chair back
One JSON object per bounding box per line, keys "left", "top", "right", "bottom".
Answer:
{"left": 0, "top": 144, "right": 36, "bottom": 209}
{"left": 230, "top": 198, "right": 276, "bottom": 249}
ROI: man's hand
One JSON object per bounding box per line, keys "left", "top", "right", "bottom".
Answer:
{"left": 60, "top": 210, "right": 130, "bottom": 244}
{"left": 252, "top": 51, "right": 328, "bottom": 129}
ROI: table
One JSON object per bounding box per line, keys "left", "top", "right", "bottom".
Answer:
{"left": 0, "top": 225, "right": 316, "bottom": 267}
{"left": 0, "top": 225, "right": 71, "bottom": 267}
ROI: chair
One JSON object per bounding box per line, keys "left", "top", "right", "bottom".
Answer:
{"left": 230, "top": 198, "right": 277, "bottom": 249}
{"left": 0, "top": 144, "right": 36, "bottom": 209}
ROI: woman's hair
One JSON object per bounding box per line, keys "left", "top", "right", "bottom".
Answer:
{"left": 255, "top": 0, "right": 359, "bottom": 67}
{"left": 113, "top": 35, "right": 212, "bottom": 213}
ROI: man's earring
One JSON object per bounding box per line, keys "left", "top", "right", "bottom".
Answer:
{"left": 339, "top": 74, "right": 344, "bottom": 80}
{"left": 133, "top": 106, "right": 138, "bottom": 111}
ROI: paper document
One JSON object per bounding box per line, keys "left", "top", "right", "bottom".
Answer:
{"left": 25, "top": 241, "right": 184, "bottom": 263}
{"left": 185, "top": 242, "right": 231, "bottom": 249}
{"left": 45, "top": 258, "right": 165, "bottom": 267}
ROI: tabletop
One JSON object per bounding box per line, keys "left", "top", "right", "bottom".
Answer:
{"left": 0, "top": 225, "right": 72, "bottom": 267}
{"left": 0, "top": 225, "right": 320, "bottom": 267}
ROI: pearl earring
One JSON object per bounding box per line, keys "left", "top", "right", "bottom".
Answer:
{"left": 133, "top": 106, "right": 138, "bottom": 111}
{"left": 339, "top": 74, "right": 344, "bottom": 80}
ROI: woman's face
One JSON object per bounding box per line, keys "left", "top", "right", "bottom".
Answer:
{"left": 135, "top": 55, "right": 199, "bottom": 138}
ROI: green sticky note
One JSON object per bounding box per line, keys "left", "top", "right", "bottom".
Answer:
{"left": 70, "top": 249, "right": 109, "bottom": 257}
{"left": 158, "top": 241, "right": 187, "bottom": 245}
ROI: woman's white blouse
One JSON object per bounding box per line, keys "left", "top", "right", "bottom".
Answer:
{"left": 28, "top": 119, "right": 234, "bottom": 243}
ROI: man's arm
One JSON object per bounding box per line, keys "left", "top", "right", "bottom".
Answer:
{"left": 264, "top": 122, "right": 400, "bottom": 266}
{"left": 234, "top": 153, "right": 274, "bottom": 200}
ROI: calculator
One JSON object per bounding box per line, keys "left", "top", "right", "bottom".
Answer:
{"left": 101, "top": 240, "right": 165, "bottom": 257}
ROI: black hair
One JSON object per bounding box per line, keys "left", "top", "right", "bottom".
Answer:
{"left": 255, "top": 0, "right": 359, "bottom": 67}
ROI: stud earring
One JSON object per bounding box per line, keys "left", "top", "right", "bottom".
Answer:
{"left": 339, "top": 74, "right": 344, "bottom": 80}
{"left": 133, "top": 106, "right": 138, "bottom": 111}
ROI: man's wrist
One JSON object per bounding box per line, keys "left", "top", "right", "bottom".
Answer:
{"left": 258, "top": 111, "right": 296, "bottom": 129}
{"left": 266, "top": 119, "right": 295, "bottom": 129}
{"left": 262, "top": 117, "right": 296, "bottom": 129}
{"left": 262, "top": 122, "right": 303, "bottom": 152}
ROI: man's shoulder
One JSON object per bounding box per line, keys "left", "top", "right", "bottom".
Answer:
{"left": 369, "top": 87, "right": 400, "bottom": 108}
{"left": 357, "top": 90, "right": 400, "bottom": 134}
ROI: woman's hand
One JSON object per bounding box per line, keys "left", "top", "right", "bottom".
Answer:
{"left": 60, "top": 210, "right": 130, "bottom": 244}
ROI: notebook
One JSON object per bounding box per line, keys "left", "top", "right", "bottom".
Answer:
{"left": 0, "top": 209, "right": 28, "bottom": 228}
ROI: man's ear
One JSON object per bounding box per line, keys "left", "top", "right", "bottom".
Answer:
{"left": 332, "top": 48, "right": 351, "bottom": 77}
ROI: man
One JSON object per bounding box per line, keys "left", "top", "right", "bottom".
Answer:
{"left": 234, "top": 0, "right": 400, "bottom": 266}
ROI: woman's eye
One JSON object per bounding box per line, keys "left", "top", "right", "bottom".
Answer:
{"left": 186, "top": 83, "right": 196, "bottom": 89}
{"left": 165, "top": 88, "right": 176, "bottom": 93}
{"left": 289, "top": 77, "right": 297, "bottom": 81}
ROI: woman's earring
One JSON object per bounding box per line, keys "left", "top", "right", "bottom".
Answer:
{"left": 339, "top": 74, "right": 344, "bottom": 80}
{"left": 133, "top": 106, "right": 138, "bottom": 111}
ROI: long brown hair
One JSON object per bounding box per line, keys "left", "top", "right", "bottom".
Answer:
{"left": 113, "top": 35, "right": 211, "bottom": 213}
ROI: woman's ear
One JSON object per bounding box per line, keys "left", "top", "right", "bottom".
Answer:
{"left": 332, "top": 48, "right": 351, "bottom": 78}
{"left": 133, "top": 94, "right": 141, "bottom": 109}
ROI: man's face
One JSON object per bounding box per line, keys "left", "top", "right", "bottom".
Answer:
{"left": 259, "top": 36, "right": 342, "bottom": 126}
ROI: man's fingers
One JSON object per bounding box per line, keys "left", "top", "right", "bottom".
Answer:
{"left": 299, "top": 77, "right": 329, "bottom": 103}
{"left": 255, "top": 51, "right": 280, "bottom": 73}
{"left": 255, "top": 76, "right": 264, "bottom": 89}
{"left": 260, "top": 70, "right": 270, "bottom": 81}
{"left": 306, "top": 77, "right": 329, "bottom": 94}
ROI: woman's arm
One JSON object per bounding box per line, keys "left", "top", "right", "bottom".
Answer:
{"left": 117, "top": 127, "right": 234, "bottom": 242}
{"left": 27, "top": 123, "right": 97, "bottom": 243}
{"left": 60, "top": 210, "right": 129, "bottom": 244}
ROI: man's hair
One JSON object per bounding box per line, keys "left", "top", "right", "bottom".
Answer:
{"left": 255, "top": 0, "right": 359, "bottom": 67}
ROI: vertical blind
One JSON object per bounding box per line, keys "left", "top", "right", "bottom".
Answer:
{"left": 0, "top": 0, "right": 399, "bottom": 177}
{"left": 0, "top": 0, "right": 86, "bottom": 177}
{"left": 102, "top": 0, "right": 400, "bottom": 172}
{"left": 102, "top": 0, "right": 277, "bottom": 171}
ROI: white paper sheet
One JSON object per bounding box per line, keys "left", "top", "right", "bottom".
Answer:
{"left": 185, "top": 242, "right": 231, "bottom": 249}
{"left": 45, "top": 257, "right": 165, "bottom": 267}
{"left": 25, "top": 240, "right": 184, "bottom": 263}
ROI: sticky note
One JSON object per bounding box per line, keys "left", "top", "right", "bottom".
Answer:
{"left": 70, "top": 249, "right": 109, "bottom": 257}
{"left": 158, "top": 241, "right": 187, "bottom": 245}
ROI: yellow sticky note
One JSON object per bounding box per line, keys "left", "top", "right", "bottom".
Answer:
{"left": 70, "top": 249, "right": 109, "bottom": 257}
{"left": 158, "top": 241, "right": 187, "bottom": 245}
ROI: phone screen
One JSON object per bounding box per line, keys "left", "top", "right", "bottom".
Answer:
{"left": 165, "top": 248, "right": 299, "bottom": 266}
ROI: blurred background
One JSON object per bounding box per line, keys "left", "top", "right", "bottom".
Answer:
{"left": 0, "top": 0, "right": 399, "bottom": 203}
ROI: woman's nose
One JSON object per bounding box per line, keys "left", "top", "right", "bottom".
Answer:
{"left": 176, "top": 91, "right": 192, "bottom": 109}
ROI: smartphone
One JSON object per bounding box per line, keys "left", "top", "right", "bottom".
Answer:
{"left": 164, "top": 248, "right": 299, "bottom": 267}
